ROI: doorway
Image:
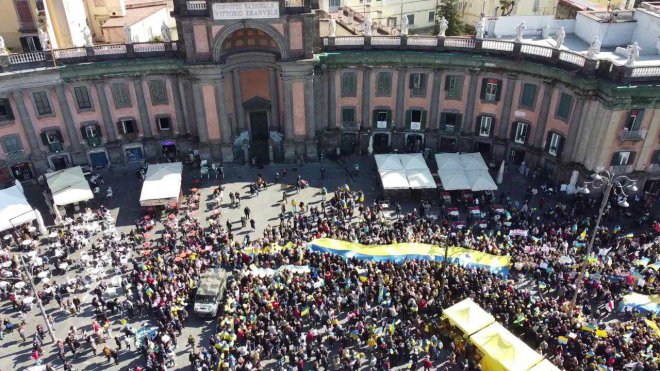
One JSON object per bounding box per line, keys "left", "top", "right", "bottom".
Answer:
{"left": 89, "top": 151, "right": 109, "bottom": 168}
{"left": 475, "top": 142, "right": 491, "bottom": 160}
{"left": 406, "top": 134, "right": 424, "bottom": 153}
{"left": 373, "top": 133, "right": 390, "bottom": 154}
{"left": 161, "top": 141, "right": 177, "bottom": 162}
{"left": 51, "top": 156, "right": 68, "bottom": 170}
{"left": 340, "top": 133, "right": 356, "bottom": 155}
{"left": 509, "top": 149, "right": 525, "bottom": 166}
{"left": 439, "top": 138, "right": 456, "bottom": 153}
{"left": 249, "top": 111, "right": 270, "bottom": 164}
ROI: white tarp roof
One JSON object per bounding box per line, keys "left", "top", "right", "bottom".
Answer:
{"left": 139, "top": 162, "right": 182, "bottom": 206}
{"left": 375, "top": 154, "right": 403, "bottom": 171}
{"left": 466, "top": 170, "right": 498, "bottom": 191}
{"left": 406, "top": 168, "right": 436, "bottom": 189}
{"left": 379, "top": 170, "right": 410, "bottom": 190}
{"left": 46, "top": 167, "right": 94, "bottom": 206}
{"left": 435, "top": 153, "right": 497, "bottom": 191}
{"left": 399, "top": 153, "right": 427, "bottom": 170}
{"left": 0, "top": 185, "right": 37, "bottom": 232}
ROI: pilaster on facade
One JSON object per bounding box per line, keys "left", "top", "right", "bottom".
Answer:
{"left": 11, "top": 90, "right": 41, "bottom": 157}
{"left": 428, "top": 69, "right": 442, "bottom": 131}
{"left": 394, "top": 67, "right": 406, "bottom": 129}
{"left": 562, "top": 95, "right": 587, "bottom": 161}
{"left": 361, "top": 67, "right": 371, "bottom": 130}
{"left": 94, "top": 81, "right": 118, "bottom": 142}
{"left": 533, "top": 81, "right": 555, "bottom": 149}
{"left": 231, "top": 69, "right": 245, "bottom": 135}
{"left": 133, "top": 79, "right": 154, "bottom": 138}
{"left": 170, "top": 75, "right": 187, "bottom": 137}
{"left": 327, "top": 68, "right": 337, "bottom": 130}
{"left": 192, "top": 81, "right": 210, "bottom": 144}
{"left": 463, "top": 69, "right": 480, "bottom": 137}
{"left": 213, "top": 74, "right": 232, "bottom": 146}
{"left": 54, "top": 85, "right": 82, "bottom": 153}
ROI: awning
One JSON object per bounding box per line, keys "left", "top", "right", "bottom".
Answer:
{"left": 0, "top": 185, "right": 37, "bottom": 232}
{"left": 435, "top": 153, "right": 463, "bottom": 170}
{"left": 466, "top": 170, "right": 498, "bottom": 191}
{"left": 375, "top": 154, "right": 403, "bottom": 171}
{"left": 438, "top": 169, "right": 471, "bottom": 190}
{"left": 435, "top": 153, "right": 497, "bottom": 191}
{"left": 139, "top": 162, "right": 183, "bottom": 206}
{"left": 461, "top": 152, "right": 489, "bottom": 171}
{"left": 45, "top": 167, "right": 94, "bottom": 206}
{"left": 470, "top": 322, "right": 545, "bottom": 371}
{"left": 399, "top": 153, "right": 427, "bottom": 170}
{"left": 406, "top": 168, "right": 436, "bottom": 189}
{"left": 443, "top": 298, "right": 496, "bottom": 336}
{"left": 379, "top": 170, "right": 409, "bottom": 190}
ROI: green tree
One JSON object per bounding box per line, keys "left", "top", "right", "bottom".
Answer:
{"left": 436, "top": 0, "right": 465, "bottom": 36}
{"left": 499, "top": 0, "right": 515, "bottom": 16}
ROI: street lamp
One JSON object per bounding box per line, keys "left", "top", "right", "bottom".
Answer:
{"left": 569, "top": 167, "right": 637, "bottom": 313}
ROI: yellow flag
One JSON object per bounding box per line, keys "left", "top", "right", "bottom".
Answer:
{"left": 596, "top": 329, "right": 608, "bottom": 338}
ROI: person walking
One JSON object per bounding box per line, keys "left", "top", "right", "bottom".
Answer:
{"left": 292, "top": 199, "right": 298, "bottom": 214}
{"left": 244, "top": 206, "right": 251, "bottom": 219}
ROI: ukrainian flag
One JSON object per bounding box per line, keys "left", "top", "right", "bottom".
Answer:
{"left": 300, "top": 307, "right": 310, "bottom": 317}
{"left": 357, "top": 268, "right": 368, "bottom": 282}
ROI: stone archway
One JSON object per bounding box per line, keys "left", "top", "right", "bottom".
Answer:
{"left": 212, "top": 20, "right": 290, "bottom": 63}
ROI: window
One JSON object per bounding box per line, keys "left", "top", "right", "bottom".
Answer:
{"left": 341, "top": 107, "right": 356, "bottom": 126}
{"left": 1, "top": 135, "right": 23, "bottom": 154}
{"left": 611, "top": 151, "right": 636, "bottom": 166}
{"left": 32, "top": 91, "right": 52, "bottom": 115}
{"left": 376, "top": 72, "right": 392, "bottom": 96}
{"left": 624, "top": 110, "right": 644, "bottom": 131}
{"left": 546, "top": 132, "right": 564, "bottom": 157}
{"left": 409, "top": 73, "right": 427, "bottom": 97}
{"left": 374, "top": 109, "right": 390, "bottom": 129}
{"left": 556, "top": 93, "right": 573, "bottom": 121}
{"left": 19, "top": 36, "right": 40, "bottom": 52}
{"left": 428, "top": 11, "right": 435, "bottom": 23}
{"left": 148, "top": 80, "right": 168, "bottom": 105}
{"left": 84, "top": 125, "right": 98, "bottom": 138}
{"left": 651, "top": 150, "right": 660, "bottom": 165}
{"left": 406, "top": 14, "right": 414, "bottom": 25}
{"left": 444, "top": 75, "right": 463, "bottom": 99}
{"left": 478, "top": 116, "right": 493, "bottom": 137}
{"left": 480, "top": 79, "right": 501, "bottom": 102}
{"left": 0, "top": 98, "right": 14, "bottom": 122}
{"left": 512, "top": 122, "right": 529, "bottom": 144}
{"left": 519, "top": 83, "right": 537, "bottom": 109}
{"left": 40, "top": 129, "right": 63, "bottom": 152}
{"left": 340, "top": 72, "right": 357, "bottom": 97}
{"left": 117, "top": 119, "right": 137, "bottom": 135}
{"left": 157, "top": 116, "right": 172, "bottom": 131}
{"left": 533, "top": 0, "right": 540, "bottom": 13}
{"left": 406, "top": 109, "right": 426, "bottom": 130}
{"left": 111, "top": 82, "right": 131, "bottom": 108}
{"left": 74, "top": 86, "right": 92, "bottom": 111}
{"left": 81, "top": 122, "right": 102, "bottom": 147}
{"left": 440, "top": 112, "right": 462, "bottom": 133}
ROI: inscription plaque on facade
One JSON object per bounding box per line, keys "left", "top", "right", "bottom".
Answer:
{"left": 212, "top": 2, "right": 280, "bottom": 20}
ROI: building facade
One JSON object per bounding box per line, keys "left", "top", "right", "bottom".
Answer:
{"left": 0, "top": 0, "right": 658, "bottom": 192}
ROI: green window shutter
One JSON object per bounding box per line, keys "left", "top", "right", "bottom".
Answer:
{"left": 510, "top": 122, "right": 517, "bottom": 140}
{"left": 633, "top": 109, "right": 645, "bottom": 130}
{"left": 557, "top": 93, "right": 573, "bottom": 120}
{"left": 40, "top": 132, "right": 48, "bottom": 145}
{"left": 455, "top": 114, "right": 462, "bottom": 130}
{"left": 386, "top": 109, "right": 392, "bottom": 126}
{"left": 521, "top": 84, "right": 537, "bottom": 108}
{"left": 95, "top": 123, "right": 102, "bottom": 137}
{"left": 55, "top": 130, "right": 63, "bottom": 142}
{"left": 479, "top": 79, "right": 487, "bottom": 100}
{"left": 440, "top": 112, "right": 446, "bottom": 126}
{"left": 405, "top": 109, "right": 411, "bottom": 129}
{"left": 80, "top": 126, "right": 88, "bottom": 139}
{"left": 420, "top": 74, "right": 427, "bottom": 94}
{"left": 421, "top": 110, "right": 427, "bottom": 130}
{"left": 372, "top": 110, "right": 378, "bottom": 128}
{"left": 408, "top": 74, "right": 415, "bottom": 89}
{"left": 351, "top": 74, "right": 357, "bottom": 96}
{"left": 610, "top": 152, "right": 620, "bottom": 166}
{"left": 628, "top": 151, "right": 636, "bottom": 165}
{"left": 444, "top": 76, "right": 450, "bottom": 91}
{"left": 495, "top": 81, "right": 502, "bottom": 101}
{"left": 475, "top": 115, "right": 482, "bottom": 133}
{"left": 545, "top": 132, "right": 551, "bottom": 152}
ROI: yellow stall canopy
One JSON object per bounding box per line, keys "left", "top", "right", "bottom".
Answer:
{"left": 443, "top": 298, "right": 495, "bottom": 336}
{"left": 470, "top": 322, "right": 544, "bottom": 371}
{"left": 529, "top": 359, "right": 561, "bottom": 371}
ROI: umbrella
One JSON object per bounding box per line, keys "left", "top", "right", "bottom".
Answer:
{"left": 367, "top": 135, "right": 374, "bottom": 155}
{"left": 496, "top": 160, "right": 505, "bottom": 185}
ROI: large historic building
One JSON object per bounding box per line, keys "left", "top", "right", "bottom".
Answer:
{"left": 0, "top": 0, "right": 658, "bottom": 192}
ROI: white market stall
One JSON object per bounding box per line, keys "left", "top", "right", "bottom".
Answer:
{"left": 0, "top": 184, "right": 38, "bottom": 233}
{"left": 375, "top": 154, "right": 437, "bottom": 191}
{"left": 435, "top": 153, "right": 498, "bottom": 192}
{"left": 139, "top": 162, "right": 183, "bottom": 207}
{"left": 46, "top": 167, "right": 94, "bottom": 206}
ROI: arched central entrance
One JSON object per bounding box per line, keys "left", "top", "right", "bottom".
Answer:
{"left": 244, "top": 97, "right": 271, "bottom": 164}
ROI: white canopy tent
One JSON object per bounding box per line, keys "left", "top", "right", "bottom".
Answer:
{"left": 376, "top": 154, "right": 436, "bottom": 190}
{"left": 399, "top": 154, "right": 427, "bottom": 170}
{"left": 379, "top": 170, "right": 410, "bottom": 190}
{"left": 139, "top": 162, "right": 183, "bottom": 207}
{"left": 0, "top": 185, "right": 37, "bottom": 232}
{"left": 375, "top": 154, "right": 403, "bottom": 171}
{"left": 406, "top": 169, "right": 436, "bottom": 189}
{"left": 45, "top": 167, "right": 94, "bottom": 206}
{"left": 435, "top": 153, "right": 498, "bottom": 192}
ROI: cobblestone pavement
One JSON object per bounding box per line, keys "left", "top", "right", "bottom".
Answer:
{"left": 0, "top": 154, "right": 651, "bottom": 370}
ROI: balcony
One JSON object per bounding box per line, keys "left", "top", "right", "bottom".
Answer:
{"left": 341, "top": 121, "right": 358, "bottom": 130}
{"left": 86, "top": 136, "right": 102, "bottom": 148}
{"left": 48, "top": 142, "right": 63, "bottom": 153}
{"left": 609, "top": 164, "right": 633, "bottom": 175}
{"left": 441, "top": 124, "right": 457, "bottom": 134}
{"left": 620, "top": 129, "right": 647, "bottom": 141}
{"left": 186, "top": 0, "right": 207, "bottom": 11}
{"left": 1, "top": 150, "right": 27, "bottom": 163}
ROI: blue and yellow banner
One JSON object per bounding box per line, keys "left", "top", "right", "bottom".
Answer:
{"left": 307, "top": 238, "right": 510, "bottom": 276}
{"left": 619, "top": 293, "right": 660, "bottom": 315}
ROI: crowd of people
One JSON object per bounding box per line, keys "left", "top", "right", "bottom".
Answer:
{"left": 0, "top": 165, "right": 658, "bottom": 371}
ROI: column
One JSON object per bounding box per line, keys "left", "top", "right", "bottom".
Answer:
{"left": 94, "top": 82, "right": 117, "bottom": 141}
{"left": 561, "top": 96, "right": 586, "bottom": 161}
{"left": 170, "top": 76, "right": 187, "bottom": 136}
{"left": 463, "top": 69, "right": 479, "bottom": 134}
{"left": 498, "top": 75, "right": 518, "bottom": 138}
{"left": 304, "top": 76, "right": 316, "bottom": 140}
{"left": 394, "top": 67, "right": 406, "bottom": 128}
{"left": 269, "top": 68, "right": 280, "bottom": 129}
{"left": 533, "top": 82, "right": 554, "bottom": 148}
{"left": 133, "top": 79, "right": 153, "bottom": 138}
{"left": 54, "top": 85, "right": 81, "bottom": 151}
{"left": 231, "top": 69, "right": 245, "bottom": 132}
{"left": 428, "top": 69, "right": 442, "bottom": 130}
{"left": 192, "top": 82, "right": 209, "bottom": 143}
{"left": 12, "top": 91, "right": 42, "bottom": 156}
{"left": 328, "top": 68, "right": 337, "bottom": 128}
{"left": 361, "top": 67, "right": 371, "bottom": 128}
{"left": 214, "top": 75, "right": 231, "bottom": 144}
{"left": 282, "top": 78, "right": 294, "bottom": 140}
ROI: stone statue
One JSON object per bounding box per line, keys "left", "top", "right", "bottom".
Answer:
{"left": 586, "top": 36, "right": 601, "bottom": 59}
{"left": 124, "top": 25, "right": 133, "bottom": 44}
{"left": 541, "top": 25, "right": 550, "bottom": 39}
{"left": 401, "top": 15, "right": 409, "bottom": 36}
{"left": 161, "top": 21, "right": 171, "bottom": 42}
{"left": 0, "top": 36, "right": 6, "bottom": 55}
{"left": 364, "top": 15, "right": 372, "bottom": 36}
{"left": 329, "top": 16, "right": 337, "bottom": 37}
{"left": 555, "top": 27, "right": 566, "bottom": 49}
{"left": 38, "top": 28, "right": 49, "bottom": 50}
{"left": 82, "top": 24, "right": 93, "bottom": 47}
{"left": 514, "top": 21, "right": 526, "bottom": 43}
{"left": 438, "top": 16, "right": 448, "bottom": 37}
{"left": 475, "top": 17, "right": 486, "bottom": 39}
{"left": 625, "top": 42, "right": 641, "bottom": 66}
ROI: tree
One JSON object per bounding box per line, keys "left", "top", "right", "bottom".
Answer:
{"left": 436, "top": 0, "right": 465, "bottom": 36}
{"left": 499, "top": 0, "right": 516, "bottom": 16}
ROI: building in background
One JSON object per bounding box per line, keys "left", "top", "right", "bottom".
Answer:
{"left": 460, "top": 0, "right": 559, "bottom": 26}
{"left": 340, "top": 0, "right": 439, "bottom": 33}
{"left": 85, "top": 0, "right": 177, "bottom": 43}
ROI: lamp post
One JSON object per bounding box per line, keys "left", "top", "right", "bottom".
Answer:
{"left": 18, "top": 253, "right": 56, "bottom": 343}
{"left": 569, "top": 168, "right": 637, "bottom": 313}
